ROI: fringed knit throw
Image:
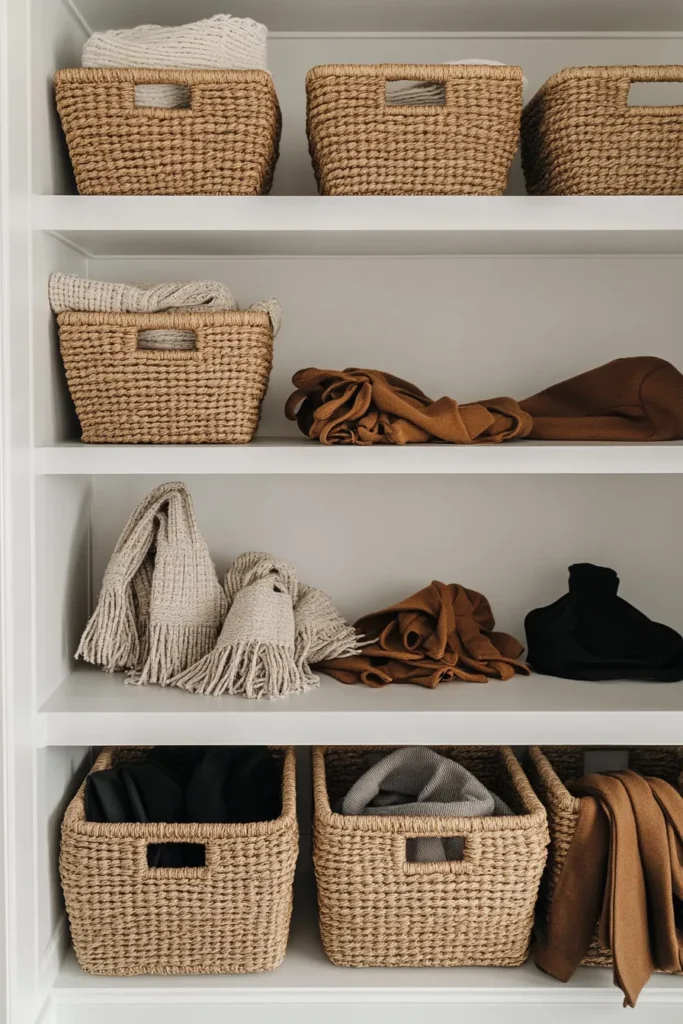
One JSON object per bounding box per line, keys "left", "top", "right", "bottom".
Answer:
{"left": 77, "top": 482, "right": 227, "bottom": 685}
{"left": 83, "top": 14, "right": 269, "bottom": 108}
{"left": 170, "top": 552, "right": 360, "bottom": 699}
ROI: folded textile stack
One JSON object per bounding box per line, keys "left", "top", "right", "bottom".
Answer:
{"left": 338, "top": 746, "right": 512, "bottom": 861}
{"left": 82, "top": 14, "right": 269, "bottom": 107}
{"left": 533, "top": 768, "right": 683, "bottom": 1006}
{"left": 526, "top": 563, "right": 683, "bottom": 681}
{"left": 49, "top": 273, "right": 281, "bottom": 349}
{"left": 320, "top": 580, "right": 529, "bottom": 687}
{"left": 386, "top": 59, "right": 528, "bottom": 105}
{"left": 286, "top": 357, "right": 683, "bottom": 445}
{"left": 78, "top": 482, "right": 359, "bottom": 699}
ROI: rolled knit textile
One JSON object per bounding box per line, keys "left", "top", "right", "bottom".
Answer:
{"left": 320, "top": 580, "right": 529, "bottom": 688}
{"left": 170, "top": 552, "right": 360, "bottom": 699}
{"left": 285, "top": 368, "right": 532, "bottom": 445}
{"left": 77, "top": 482, "right": 227, "bottom": 685}
{"left": 83, "top": 15, "right": 268, "bottom": 108}
{"left": 49, "top": 273, "right": 282, "bottom": 349}
{"left": 340, "top": 746, "right": 512, "bottom": 861}
{"left": 387, "top": 59, "right": 529, "bottom": 105}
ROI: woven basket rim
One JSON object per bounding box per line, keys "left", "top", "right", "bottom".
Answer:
{"left": 57, "top": 310, "right": 272, "bottom": 329}
{"left": 306, "top": 63, "right": 523, "bottom": 84}
{"left": 55, "top": 67, "right": 275, "bottom": 87}
{"left": 63, "top": 745, "right": 297, "bottom": 839}
{"left": 313, "top": 745, "right": 547, "bottom": 833}
{"left": 529, "top": 64, "right": 683, "bottom": 95}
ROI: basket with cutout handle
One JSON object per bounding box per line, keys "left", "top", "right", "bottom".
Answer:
{"left": 54, "top": 67, "right": 281, "bottom": 195}
{"left": 56, "top": 307, "right": 280, "bottom": 443}
{"left": 522, "top": 65, "right": 683, "bottom": 195}
{"left": 312, "top": 745, "right": 548, "bottom": 967}
{"left": 60, "top": 746, "right": 298, "bottom": 975}
{"left": 306, "top": 63, "right": 523, "bottom": 196}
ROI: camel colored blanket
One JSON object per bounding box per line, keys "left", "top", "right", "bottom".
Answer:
{"left": 533, "top": 771, "right": 683, "bottom": 1007}
{"left": 319, "top": 580, "right": 529, "bottom": 688}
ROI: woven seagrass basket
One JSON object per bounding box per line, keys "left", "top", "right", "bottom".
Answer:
{"left": 60, "top": 746, "right": 298, "bottom": 976}
{"left": 527, "top": 745, "right": 683, "bottom": 969}
{"left": 313, "top": 745, "right": 549, "bottom": 968}
{"left": 306, "top": 64, "right": 523, "bottom": 196}
{"left": 57, "top": 310, "right": 275, "bottom": 443}
{"left": 522, "top": 66, "right": 683, "bottom": 195}
{"left": 54, "top": 68, "right": 280, "bottom": 195}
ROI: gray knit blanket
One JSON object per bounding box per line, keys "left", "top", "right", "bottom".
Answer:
{"left": 340, "top": 746, "right": 512, "bottom": 862}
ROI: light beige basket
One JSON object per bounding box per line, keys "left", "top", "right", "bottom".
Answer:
{"left": 55, "top": 67, "right": 280, "bottom": 195}
{"left": 306, "top": 64, "right": 523, "bottom": 196}
{"left": 527, "top": 745, "right": 683, "bottom": 968}
{"left": 60, "top": 746, "right": 298, "bottom": 976}
{"left": 522, "top": 66, "right": 683, "bottom": 195}
{"left": 57, "top": 310, "right": 275, "bottom": 444}
{"left": 313, "top": 745, "right": 549, "bottom": 968}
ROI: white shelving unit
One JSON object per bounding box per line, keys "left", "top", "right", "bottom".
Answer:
{"left": 2, "top": 1, "right": 683, "bottom": 1023}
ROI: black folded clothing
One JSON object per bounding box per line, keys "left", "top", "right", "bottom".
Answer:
{"left": 85, "top": 746, "right": 282, "bottom": 866}
{"left": 525, "top": 563, "right": 683, "bottom": 682}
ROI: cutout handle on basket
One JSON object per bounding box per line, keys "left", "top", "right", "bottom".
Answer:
{"left": 401, "top": 834, "right": 474, "bottom": 875}
{"left": 386, "top": 80, "right": 446, "bottom": 107}
{"left": 137, "top": 329, "right": 197, "bottom": 352}
{"left": 134, "top": 84, "right": 192, "bottom": 109}
{"left": 147, "top": 842, "right": 206, "bottom": 868}
{"left": 627, "top": 80, "right": 683, "bottom": 107}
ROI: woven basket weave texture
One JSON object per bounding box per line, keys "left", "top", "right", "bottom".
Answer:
{"left": 60, "top": 746, "right": 298, "bottom": 976}
{"left": 313, "top": 745, "right": 549, "bottom": 968}
{"left": 57, "top": 310, "right": 274, "bottom": 444}
{"left": 306, "top": 64, "right": 523, "bottom": 196}
{"left": 522, "top": 65, "right": 683, "bottom": 195}
{"left": 55, "top": 68, "right": 280, "bottom": 195}
{"left": 527, "top": 745, "right": 683, "bottom": 969}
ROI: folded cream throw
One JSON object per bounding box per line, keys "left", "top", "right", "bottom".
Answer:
{"left": 83, "top": 14, "right": 269, "bottom": 108}
{"left": 340, "top": 746, "right": 512, "bottom": 861}
{"left": 78, "top": 482, "right": 227, "bottom": 685}
{"left": 170, "top": 552, "right": 361, "bottom": 699}
{"left": 49, "top": 273, "right": 282, "bottom": 349}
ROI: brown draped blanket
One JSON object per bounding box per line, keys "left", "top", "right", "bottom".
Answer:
{"left": 285, "top": 358, "right": 683, "bottom": 445}
{"left": 285, "top": 368, "right": 532, "bottom": 445}
{"left": 533, "top": 771, "right": 683, "bottom": 1008}
{"left": 318, "top": 580, "right": 529, "bottom": 688}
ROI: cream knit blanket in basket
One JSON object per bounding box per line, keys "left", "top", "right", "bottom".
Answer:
{"left": 49, "top": 273, "right": 282, "bottom": 349}
{"left": 79, "top": 486, "right": 360, "bottom": 699}
{"left": 83, "top": 14, "right": 269, "bottom": 108}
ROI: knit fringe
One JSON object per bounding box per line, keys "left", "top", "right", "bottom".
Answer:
{"left": 76, "top": 589, "right": 142, "bottom": 672}
{"left": 128, "top": 623, "right": 219, "bottom": 686}
{"left": 296, "top": 622, "right": 362, "bottom": 679}
{"left": 171, "top": 641, "right": 316, "bottom": 700}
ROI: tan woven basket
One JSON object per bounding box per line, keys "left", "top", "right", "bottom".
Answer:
{"left": 60, "top": 746, "right": 298, "bottom": 975}
{"left": 522, "top": 66, "right": 683, "bottom": 195}
{"left": 306, "top": 64, "right": 523, "bottom": 196}
{"left": 527, "top": 745, "right": 683, "bottom": 968}
{"left": 313, "top": 745, "right": 549, "bottom": 968}
{"left": 57, "top": 310, "right": 275, "bottom": 444}
{"left": 55, "top": 68, "right": 280, "bottom": 195}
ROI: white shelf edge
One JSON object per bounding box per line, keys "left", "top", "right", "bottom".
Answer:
{"left": 32, "top": 440, "right": 683, "bottom": 476}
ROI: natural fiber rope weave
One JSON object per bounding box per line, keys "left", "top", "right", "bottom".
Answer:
{"left": 306, "top": 64, "right": 523, "bottom": 196}
{"left": 522, "top": 65, "right": 683, "bottom": 195}
{"left": 54, "top": 68, "right": 280, "bottom": 195}
{"left": 527, "top": 746, "right": 683, "bottom": 970}
{"left": 313, "top": 746, "right": 548, "bottom": 968}
{"left": 57, "top": 310, "right": 274, "bottom": 444}
{"left": 60, "top": 746, "right": 298, "bottom": 976}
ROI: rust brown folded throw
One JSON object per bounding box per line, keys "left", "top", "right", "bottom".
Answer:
{"left": 520, "top": 357, "right": 683, "bottom": 442}
{"left": 533, "top": 771, "right": 683, "bottom": 1008}
{"left": 319, "top": 580, "right": 529, "bottom": 688}
{"left": 285, "top": 367, "right": 532, "bottom": 445}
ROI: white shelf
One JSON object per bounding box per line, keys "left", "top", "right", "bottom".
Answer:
{"left": 33, "top": 439, "right": 683, "bottom": 475}
{"left": 34, "top": 196, "right": 683, "bottom": 256}
{"left": 50, "top": 872, "right": 683, "bottom": 1024}
{"left": 37, "top": 667, "right": 683, "bottom": 746}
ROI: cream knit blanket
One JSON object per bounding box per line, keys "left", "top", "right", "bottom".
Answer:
{"left": 49, "top": 273, "right": 282, "bottom": 349}
{"left": 386, "top": 59, "right": 528, "bottom": 105}
{"left": 169, "top": 551, "right": 361, "bottom": 700}
{"left": 83, "top": 15, "right": 269, "bottom": 108}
